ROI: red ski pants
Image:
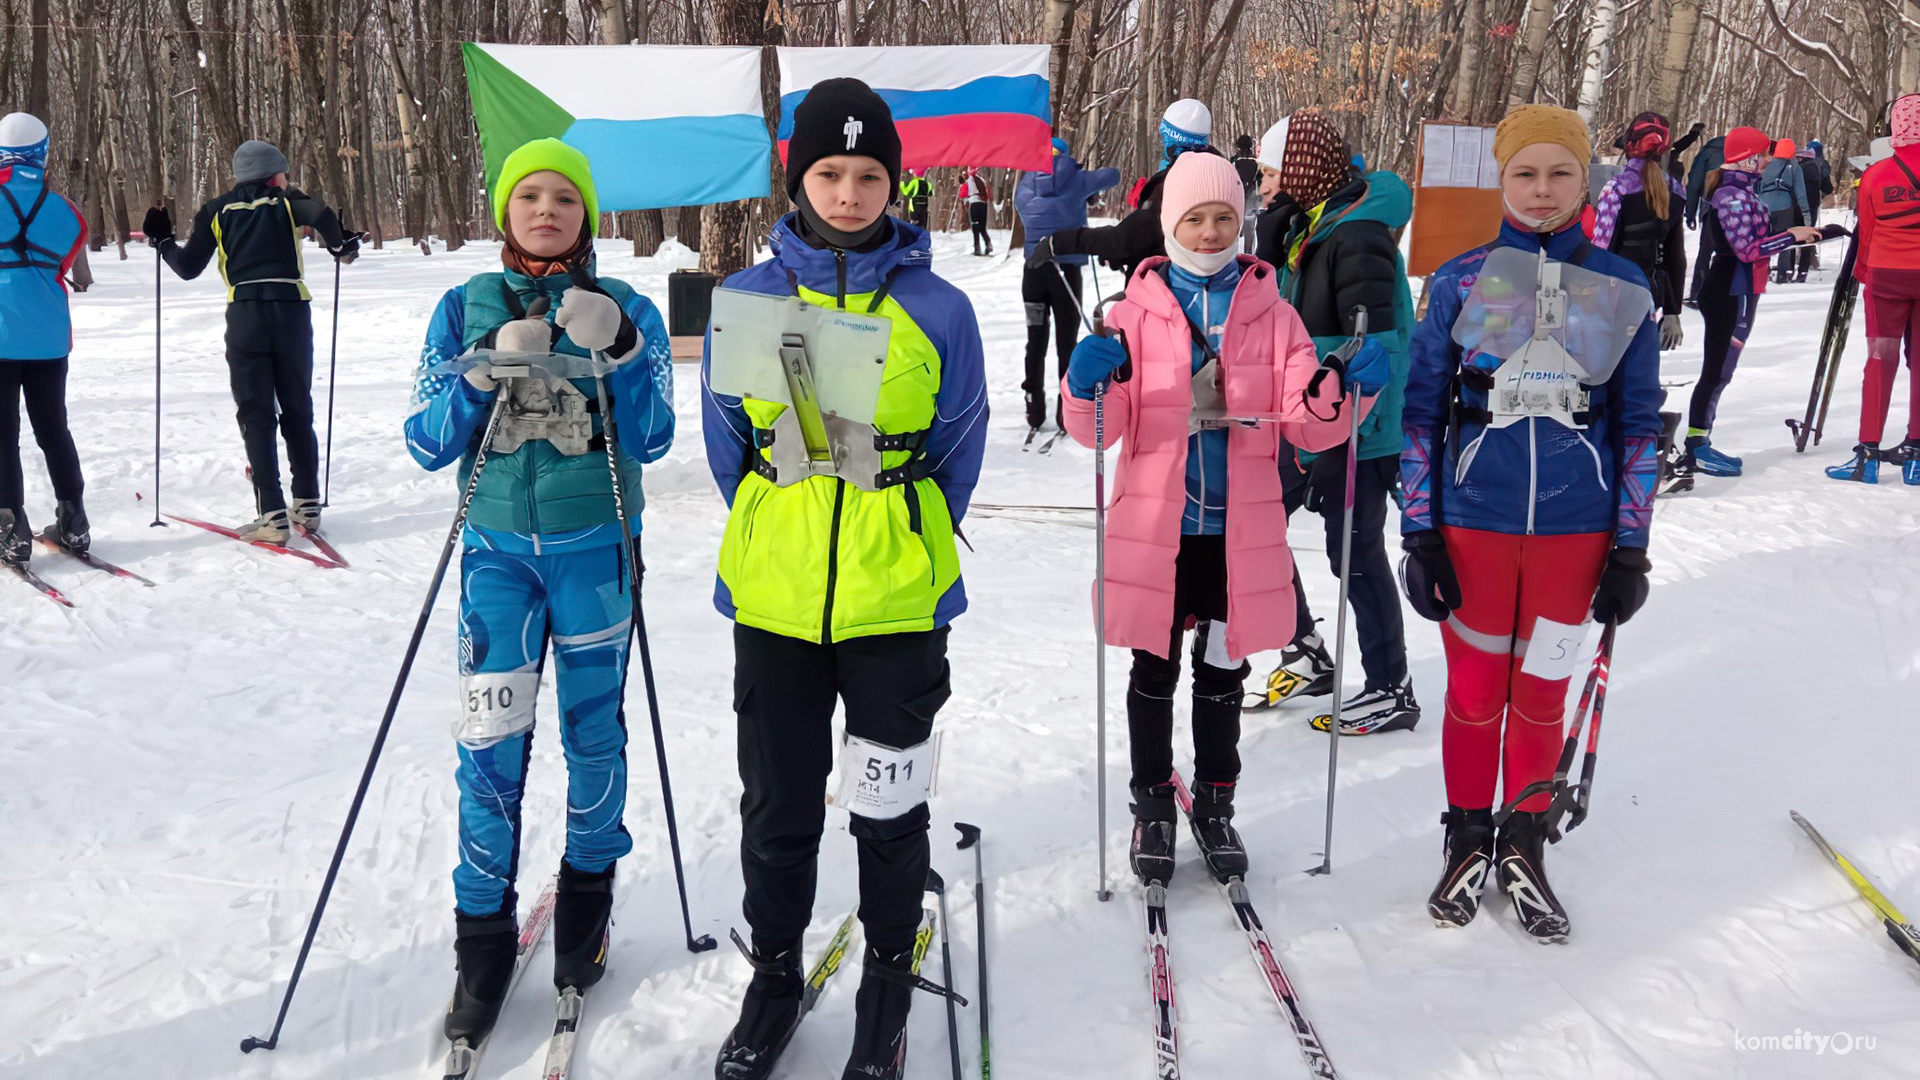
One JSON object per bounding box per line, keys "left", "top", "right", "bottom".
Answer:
{"left": 1439, "top": 527, "right": 1610, "bottom": 812}
{"left": 1861, "top": 270, "right": 1920, "bottom": 445}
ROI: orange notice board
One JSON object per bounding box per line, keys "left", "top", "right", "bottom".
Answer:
{"left": 1408, "top": 121, "right": 1505, "bottom": 278}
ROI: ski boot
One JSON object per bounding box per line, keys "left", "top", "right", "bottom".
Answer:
{"left": 553, "top": 860, "right": 614, "bottom": 990}
{"left": 715, "top": 935, "right": 805, "bottom": 1080}
{"left": 53, "top": 499, "right": 88, "bottom": 553}
{"left": 1897, "top": 438, "right": 1920, "bottom": 486}
{"left": 1246, "top": 630, "right": 1334, "bottom": 708}
{"left": 0, "top": 507, "right": 30, "bottom": 565}
{"left": 236, "top": 507, "right": 291, "bottom": 544}
{"left": 1129, "top": 780, "right": 1178, "bottom": 884}
{"left": 1690, "top": 441, "right": 1742, "bottom": 477}
{"left": 1825, "top": 443, "right": 1881, "bottom": 484}
{"left": 1659, "top": 444, "right": 1695, "bottom": 495}
{"left": 444, "top": 908, "right": 520, "bottom": 1045}
{"left": 1311, "top": 680, "right": 1421, "bottom": 735}
{"left": 1187, "top": 781, "right": 1249, "bottom": 883}
{"left": 1496, "top": 810, "right": 1570, "bottom": 943}
{"left": 841, "top": 945, "right": 921, "bottom": 1080}
{"left": 1427, "top": 806, "right": 1496, "bottom": 928}
{"left": 290, "top": 497, "right": 322, "bottom": 534}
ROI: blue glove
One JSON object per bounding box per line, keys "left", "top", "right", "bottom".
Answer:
{"left": 1067, "top": 334, "right": 1129, "bottom": 399}
{"left": 1340, "top": 337, "right": 1390, "bottom": 396}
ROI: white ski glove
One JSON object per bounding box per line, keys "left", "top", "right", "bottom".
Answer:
{"left": 462, "top": 365, "right": 497, "bottom": 394}
{"left": 556, "top": 287, "right": 640, "bottom": 364}
{"left": 1659, "top": 313, "right": 1683, "bottom": 351}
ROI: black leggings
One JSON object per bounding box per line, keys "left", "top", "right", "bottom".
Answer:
{"left": 0, "top": 359, "right": 85, "bottom": 518}
{"left": 226, "top": 300, "right": 319, "bottom": 512}
{"left": 1690, "top": 294, "right": 1758, "bottom": 439}
{"left": 1128, "top": 534, "right": 1250, "bottom": 789}
{"left": 968, "top": 202, "right": 990, "bottom": 252}
{"left": 1021, "top": 262, "right": 1081, "bottom": 423}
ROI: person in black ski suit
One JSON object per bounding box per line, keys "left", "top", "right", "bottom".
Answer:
{"left": 1594, "top": 112, "right": 1689, "bottom": 350}
{"left": 144, "top": 139, "right": 358, "bottom": 542}
{"left": 1029, "top": 98, "right": 1219, "bottom": 284}
{"left": 1683, "top": 134, "right": 1726, "bottom": 305}
{"left": 1791, "top": 142, "right": 1836, "bottom": 282}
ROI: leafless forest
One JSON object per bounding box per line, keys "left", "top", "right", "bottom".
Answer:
{"left": 1, "top": 0, "right": 1910, "bottom": 276}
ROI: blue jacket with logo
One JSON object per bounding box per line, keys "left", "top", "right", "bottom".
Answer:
{"left": 1400, "top": 220, "right": 1662, "bottom": 549}
{"left": 0, "top": 163, "right": 85, "bottom": 361}
{"left": 1015, "top": 151, "right": 1121, "bottom": 265}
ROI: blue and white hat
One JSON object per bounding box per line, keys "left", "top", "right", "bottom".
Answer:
{"left": 0, "top": 113, "right": 49, "bottom": 169}
{"left": 1159, "top": 99, "right": 1212, "bottom": 161}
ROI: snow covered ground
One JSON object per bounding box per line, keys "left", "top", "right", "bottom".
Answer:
{"left": 3, "top": 222, "right": 1918, "bottom": 1080}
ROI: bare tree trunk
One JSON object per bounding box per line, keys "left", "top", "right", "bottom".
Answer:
{"left": 700, "top": 0, "right": 770, "bottom": 277}
{"left": 1576, "top": 0, "right": 1620, "bottom": 125}
{"left": 1043, "top": 0, "right": 1076, "bottom": 125}
{"left": 380, "top": 0, "right": 430, "bottom": 246}
{"left": 1506, "top": 0, "right": 1554, "bottom": 109}
{"left": 1447, "top": 0, "right": 1487, "bottom": 121}
{"left": 1902, "top": 2, "right": 1920, "bottom": 95}
{"left": 1654, "top": 0, "right": 1701, "bottom": 123}
{"left": 25, "top": 0, "right": 48, "bottom": 118}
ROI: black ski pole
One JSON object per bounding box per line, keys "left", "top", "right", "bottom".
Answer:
{"left": 241, "top": 373, "right": 514, "bottom": 1054}
{"left": 955, "top": 823, "right": 991, "bottom": 1080}
{"left": 322, "top": 256, "right": 341, "bottom": 506}
{"left": 579, "top": 300, "right": 715, "bottom": 954}
{"left": 151, "top": 245, "right": 165, "bottom": 528}
{"left": 928, "top": 868, "right": 964, "bottom": 1080}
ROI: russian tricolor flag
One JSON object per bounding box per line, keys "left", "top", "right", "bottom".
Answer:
{"left": 776, "top": 46, "right": 1053, "bottom": 172}
{"left": 463, "top": 43, "right": 772, "bottom": 211}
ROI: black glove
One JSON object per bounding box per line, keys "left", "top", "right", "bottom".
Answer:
{"left": 1399, "top": 530, "right": 1461, "bottom": 623}
{"left": 142, "top": 205, "right": 174, "bottom": 246}
{"left": 1684, "top": 210, "right": 1696, "bottom": 231}
{"left": 1026, "top": 235, "right": 1057, "bottom": 269}
{"left": 1590, "top": 546, "right": 1651, "bottom": 625}
{"left": 1302, "top": 443, "right": 1347, "bottom": 514}
{"left": 330, "top": 234, "right": 361, "bottom": 264}
{"left": 1818, "top": 223, "right": 1849, "bottom": 242}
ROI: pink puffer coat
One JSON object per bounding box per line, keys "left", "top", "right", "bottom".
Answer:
{"left": 1060, "top": 255, "right": 1356, "bottom": 660}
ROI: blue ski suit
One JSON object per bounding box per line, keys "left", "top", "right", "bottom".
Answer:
{"left": 405, "top": 260, "right": 674, "bottom": 916}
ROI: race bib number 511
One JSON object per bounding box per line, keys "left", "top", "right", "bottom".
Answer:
{"left": 830, "top": 732, "right": 941, "bottom": 821}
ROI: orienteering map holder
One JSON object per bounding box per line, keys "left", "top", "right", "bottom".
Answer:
{"left": 1187, "top": 309, "right": 1369, "bottom": 432}
{"left": 706, "top": 286, "right": 894, "bottom": 490}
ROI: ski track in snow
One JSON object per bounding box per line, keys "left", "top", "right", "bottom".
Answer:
{"left": 3, "top": 224, "right": 1917, "bottom": 1080}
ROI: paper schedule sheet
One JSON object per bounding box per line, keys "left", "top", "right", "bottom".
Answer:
{"left": 1420, "top": 124, "right": 1503, "bottom": 189}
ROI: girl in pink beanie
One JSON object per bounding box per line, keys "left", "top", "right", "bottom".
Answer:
{"left": 1058, "top": 149, "right": 1385, "bottom": 886}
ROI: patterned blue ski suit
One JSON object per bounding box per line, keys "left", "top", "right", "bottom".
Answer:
{"left": 405, "top": 261, "right": 673, "bottom": 916}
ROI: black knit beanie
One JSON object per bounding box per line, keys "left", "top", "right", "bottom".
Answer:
{"left": 784, "top": 78, "right": 902, "bottom": 200}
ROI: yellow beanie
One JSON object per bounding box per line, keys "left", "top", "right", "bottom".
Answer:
{"left": 1492, "top": 105, "right": 1592, "bottom": 173}
{"left": 491, "top": 138, "right": 598, "bottom": 234}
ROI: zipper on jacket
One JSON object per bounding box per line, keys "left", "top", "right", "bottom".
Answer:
{"left": 835, "top": 249, "right": 848, "bottom": 308}
{"left": 528, "top": 451, "right": 543, "bottom": 554}
{"left": 819, "top": 477, "right": 847, "bottom": 644}
{"left": 1526, "top": 416, "right": 1538, "bottom": 535}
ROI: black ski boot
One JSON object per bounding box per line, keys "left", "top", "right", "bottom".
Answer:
{"left": 1427, "top": 806, "right": 1496, "bottom": 928}
{"left": 841, "top": 945, "right": 919, "bottom": 1080}
{"left": 444, "top": 909, "right": 520, "bottom": 1044}
{"left": 1187, "top": 781, "right": 1249, "bottom": 883}
{"left": 1129, "top": 780, "right": 1178, "bottom": 884}
{"left": 1312, "top": 680, "right": 1421, "bottom": 735}
{"left": 53, "top": 499, "right": 89, "bottom": 554}
{"left": 0, "top": 507, "right": 29, "bottom": 565}
{"left": 1025, "top": 391, "right": 1046, "bottom": 432}
{"left": 553, "top": 860, "right": 614, "bottom": 990}
{"left": 1496, "top": 810, "right": 1570, "bottom": 943}
{"left": 715, "top": 934, "right": 804, "bottom": 1080}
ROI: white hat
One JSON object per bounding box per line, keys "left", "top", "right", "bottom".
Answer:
{"left": 1159, "top": 99, "right": 1213, "bottom": 151}
{"left": 0, "top": 112, "right": 49, "bottom": 167}
{"left": 1255, "top": 118, "right": 1290, "bottom": 172}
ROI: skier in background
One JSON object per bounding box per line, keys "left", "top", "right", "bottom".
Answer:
{"left": 1031, "top": 98, "right": 1219, "bottom": 283}
{"left": 145, "top": 139, "right": 359, "bottom": 541}
{"left": 703, "top": 79, "right": 987, "bottom": 1080}
{"left": 1059, "top": 150, "right": 1382, "bottom": 885}
{"left": 1594, "top": 111, "right": 1688, "bottom": 351}
{"left": 1400, "top": 105, "right": 1662, "bottom": 942}
{"left": 897, "top": 167, "right": 929, "bottom": 230}
{"left": 1682, "top": 126, "right": 1836, "bottom": 483}
{"left": 1246, "top": 110, "right": 1419, "bottom": 734}
{"left": 1828, "top": 94, "right": 1920, "bottom": 485}
{"left": 1757, "top": 138, "right": 1812, "bottom": 284}
{"left": 1014, "top": 136, "right": 1119, "bottom": 432}
{"left": 1791, "top": 142, "right": 1835, "bottom": 282}
{"left": 1229, "top": 133, "right": 1260, "bottom": 252}
{"left": 960, "top": 166, "right": 992, "bottom": 255}
{"left": 1682, "top": 130, "right": 1727, "bottom": 306}
{"left": 0, "top": 112, "right": 90, "bottom": 567}
{"left": 403, "top": 138, "right": 675, "bottom": 1050}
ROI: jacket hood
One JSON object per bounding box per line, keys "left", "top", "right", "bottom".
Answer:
{"left": 1027, "top": 152, "right": 1086, "bottom": 196}
{"left": 1322, "top": 170, "right": 1411, "bottom": 232}
{"left": 1125, "top": 254, "right": 1278, "bottom": 323}
{"left": 768, "top": 211, "right": 933, "bottom": 295}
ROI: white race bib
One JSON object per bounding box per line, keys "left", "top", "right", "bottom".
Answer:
{"left": 1520, "top": 617, "right": 1591, "bottom": 681}
{"left": 830, "top": 732, "right": 941, "bottom": 821}
{"left": 452, "top": 670, "right": 539, "bottom": 747}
